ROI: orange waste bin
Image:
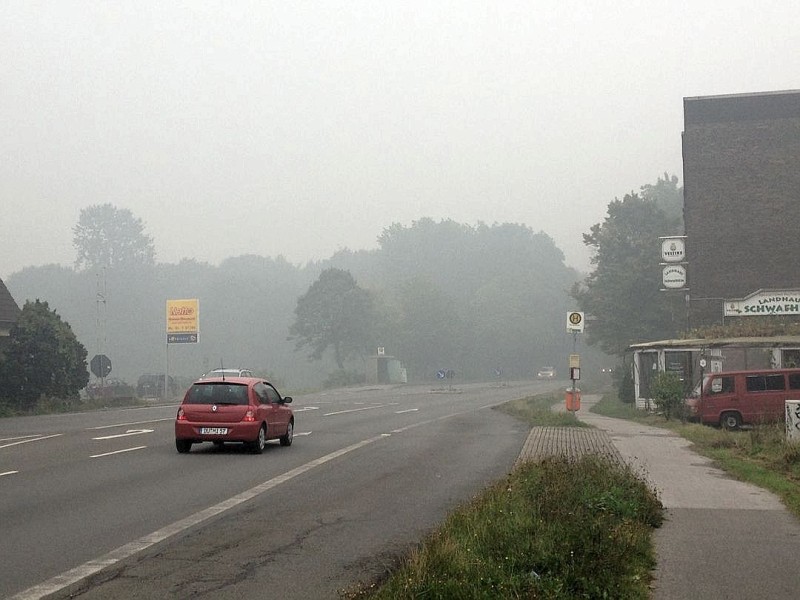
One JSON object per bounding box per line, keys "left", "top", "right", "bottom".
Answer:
{"left": 565, "top": 388, "right": 581, "bottom": 412}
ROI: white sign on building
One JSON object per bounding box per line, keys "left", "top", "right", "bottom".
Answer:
{"left": 724, "top": 289, "right": 800, "bottom": 317}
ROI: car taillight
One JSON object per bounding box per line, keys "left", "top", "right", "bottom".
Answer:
{"left": 243, "top": 409, "right": 256, "bottom": 422}
{"left": 177, "top": 408, "right": 186, "bottom": 421}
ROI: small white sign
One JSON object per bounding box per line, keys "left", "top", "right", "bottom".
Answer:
{"left": 566, "top": 311, "right": 584, "bottom": 333}
{"left": 660, "top": 237, "right": 686, "bottom": 263}
{"left": 662, "top": 264, "right": 687, "bottom": 289}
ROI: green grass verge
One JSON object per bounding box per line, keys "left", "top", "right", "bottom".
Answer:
{"left": 496, "top": 393, "right": 589, "bottom": 427}
{"left": 343, "top": 394, "right": 663, "bottom": 599}
{"left": 592, "top": 393, "right": 800, "bottom": 518}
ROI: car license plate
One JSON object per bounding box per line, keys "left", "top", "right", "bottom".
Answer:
{"left": 200, "top": 427, "right": 228, "bottom": 435}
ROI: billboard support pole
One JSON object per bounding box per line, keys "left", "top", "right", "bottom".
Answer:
{"left": 165, "top": 343, "right": 169, "bottom": 401}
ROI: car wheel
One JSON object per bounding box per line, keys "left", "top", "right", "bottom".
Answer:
{"left": 280, "top": 421, "right": 294, "bottom": 447}
{"left": 176, "top": 439, "right": 192, "bottom": 453}
{"left": 720, "top": 412, "right": 742, "bottom": 431}
{"left": 250, "top": 425, "right": 267, "bottom": 454}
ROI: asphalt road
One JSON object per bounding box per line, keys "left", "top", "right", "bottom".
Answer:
{"left": 0, "top": 379, "right": 556, "bottom": 599}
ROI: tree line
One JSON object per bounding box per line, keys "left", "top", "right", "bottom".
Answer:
{"left": 2, "top": 174, "right": 685, "bottom": 411}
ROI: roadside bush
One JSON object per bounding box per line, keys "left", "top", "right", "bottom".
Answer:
{"left": 323, "top": 369, "right": 365, "bottom": 389}
{"left": 651, "top": 371, "right": 685, "bottom": 420}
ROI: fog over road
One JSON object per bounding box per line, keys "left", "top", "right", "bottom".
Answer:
{"left": 0, "top": 380, "right": 558, "bottom": 599}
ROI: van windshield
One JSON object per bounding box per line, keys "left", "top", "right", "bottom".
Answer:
{"left": 689, "top": 375, "right": 710, "bottom": 398}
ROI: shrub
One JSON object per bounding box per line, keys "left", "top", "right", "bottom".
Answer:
{"left": 651, "top": 371, "right": 686, "bottom": 420}
{"left": 323, "top": 369, "right": 365, "bottom": 389}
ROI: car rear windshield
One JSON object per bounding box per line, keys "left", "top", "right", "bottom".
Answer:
{"left": 186, "top": 383, "right": 249, "bottom": 405}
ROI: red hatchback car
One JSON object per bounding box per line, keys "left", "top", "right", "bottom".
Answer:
{"left": 175, "top": 377, "right": 294, "bottom": 454}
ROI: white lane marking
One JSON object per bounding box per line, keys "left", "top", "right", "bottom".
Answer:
{"left": 92, "top": 429, "right": 154, "bottom": 441}
{"left": 88, "top": 418, "right": 174, "bottom": 431}
{"left": 90, "top": 447, "right": 147, "bottom": 459}
{"left": 0, "top": 434, "right": 62, "bottom": 450}
{"left": 324, "top": 405, "right": 384, "bottom": 416}
{"left": 11, "top": 434, "right": 389, "bottom": 600}
{"left": 395, "top": 408, "right": 419, "bottom": 414}
{"left": 0, "top": 435, "right": 43, "bottom": 443}
{"left": 1, "top": 471, "right": 19, "bottom": 478}
{"left": 293, "top": 406, "right": 319, "bottom": 412}
{"left": 294, "top": 432, "right": 312, "bottom": 436}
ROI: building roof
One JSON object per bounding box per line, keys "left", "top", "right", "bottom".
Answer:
{"left": 0, "top": 278, "right": 20, "bottom": 327}
{"left": 630, "top": 336, "right": 800, "bottom": 351}
{"left": 684, "top": 89, "right": 800, "bottom": 126}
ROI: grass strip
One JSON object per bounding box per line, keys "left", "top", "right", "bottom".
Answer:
{"left": 497, "top": 393, "right": 589, "bottom": 428}
{"left": 345, "top": 394, "right": 663, "bottom": 599}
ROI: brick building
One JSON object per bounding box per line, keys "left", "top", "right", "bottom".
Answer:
{"left": 682, "top": 89, "right": 800, "bottom": 326}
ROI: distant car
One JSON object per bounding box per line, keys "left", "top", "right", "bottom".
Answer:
{"left": 537, "top": 367, "right": 556, "bottom": 379}
{"left": 199, "top": 368, "right": 253, "bottom": 379}
{"left": 175, "top": 376, "right": 294, "bottom": 454}
{"left": 136, "top": 373, "right": 178, "bottom": 399}
{"left": 87, "top": 378, "right": 135, "bottom": 400}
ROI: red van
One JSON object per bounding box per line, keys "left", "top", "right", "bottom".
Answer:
{"left": 686, "top": 368, "right": 800, "bottom": 430}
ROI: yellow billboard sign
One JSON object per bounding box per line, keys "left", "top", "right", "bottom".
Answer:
{"left": 166, "top": 299, "right": 199, "bottom": 343}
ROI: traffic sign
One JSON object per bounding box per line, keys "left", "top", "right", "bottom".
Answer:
{"left": 566, "top": 311, "right": 584, "bottom": 333}
{"left": 167, "top": 333, "right": 198, "bottom": 344}
{"left": 90, "top": 354, "right": 112, "bottom": 378}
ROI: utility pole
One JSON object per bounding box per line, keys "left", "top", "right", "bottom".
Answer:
{"left": 96, "top": 268, "right": 107, "bottom": 387}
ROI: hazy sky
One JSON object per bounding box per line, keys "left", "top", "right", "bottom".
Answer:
{"left": 2, "top": 1, "right": 799, "bottom": 280}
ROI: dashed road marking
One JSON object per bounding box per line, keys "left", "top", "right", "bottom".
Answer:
{"left": 0, "top": 434, "right": 62, "bottom": 451}
{"left": 90, "top": 446, "right": 148, "bottom": 459}
{"left": 92, "top": 429, "right": 153, "bottom": 441}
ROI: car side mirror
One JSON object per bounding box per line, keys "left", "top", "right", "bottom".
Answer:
{"left": 283, "top": 396, "right": 293, "bottom": 404}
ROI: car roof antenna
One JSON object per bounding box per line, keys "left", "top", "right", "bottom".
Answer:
{"left": 219, "top": 359, "right": 225, "bottom": 381}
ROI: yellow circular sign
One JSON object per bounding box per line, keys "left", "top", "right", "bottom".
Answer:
{"left": 568, "top": 312, "right": 583, "bottom": 325}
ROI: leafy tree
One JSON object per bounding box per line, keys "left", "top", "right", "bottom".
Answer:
{"left": 73, "top": 204, "right": 156, "bottom": 271}
{"left": 640, "top": 172, "right": 684, "bottom": 231}
{"left": 391, "top": 276, "right": 467, "bottom": 380}
{"left": 572, "top": 183, "right": 685, "bottom": 356}
{"left": 0, "top": 300, "right": 89, "bottom": 411}
{"left": 289, "top": 268, "right": 375, "bottom": 370}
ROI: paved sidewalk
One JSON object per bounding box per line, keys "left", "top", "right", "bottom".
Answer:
{"left": 517, "top": 394, "right": 800, "bottom": 599}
